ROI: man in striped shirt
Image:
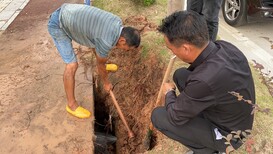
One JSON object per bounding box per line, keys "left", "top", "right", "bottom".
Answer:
{"left": 48, "top": 3, "right": 141, "bottom": 119}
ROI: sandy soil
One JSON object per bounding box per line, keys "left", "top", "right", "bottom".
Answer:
{"left": 0, "top": 0, "right": 95, "bottom": 153}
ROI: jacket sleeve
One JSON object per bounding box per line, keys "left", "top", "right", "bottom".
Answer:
{"left": 165, "top": 80, "right": 216, "bottom": 126}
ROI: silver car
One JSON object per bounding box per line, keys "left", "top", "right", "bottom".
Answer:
{"left": 222, "top": 0, "right": 273, "bottom": 26}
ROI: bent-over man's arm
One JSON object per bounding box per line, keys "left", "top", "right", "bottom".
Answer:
{"left": 94, "top": 52, "right": 112, "bottom": 91}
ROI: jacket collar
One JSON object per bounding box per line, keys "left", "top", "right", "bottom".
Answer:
{"left": 188, "top": 41, "right": 217, "bottom": 71}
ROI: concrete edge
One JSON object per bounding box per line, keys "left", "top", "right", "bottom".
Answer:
{"left": 218, "top": 18, "right": 273, "bottom": 78}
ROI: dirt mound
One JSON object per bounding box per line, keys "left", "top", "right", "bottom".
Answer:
{"left": 111, "top": 49, "right": 163, "bottom": 152}
{"left": 93, "top": 47, "right": 164, "bottom": 153}
{"left": 124, "top": 15, "right": 158, "bottom": 33}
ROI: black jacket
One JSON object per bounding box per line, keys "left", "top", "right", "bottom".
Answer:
{"left": 165, "top": 41, "right": 255, "bottom": 133}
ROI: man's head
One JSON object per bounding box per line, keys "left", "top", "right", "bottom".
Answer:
{"left": 116, "top": 27, "right": 141, "bottom": 51}
{"left": 158, "top": 11, "right": 209, "bottom": 63}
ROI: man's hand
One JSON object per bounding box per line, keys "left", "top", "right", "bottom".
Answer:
{"left": 103, "top": 81, "right": 113, "bottom": 92}
{"left": 163, "top": 82, "right": 176, "bottom": 95}
{"left": 94, "top": 51, "right": 113, "bottom": 92}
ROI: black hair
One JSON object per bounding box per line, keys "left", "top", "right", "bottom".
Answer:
{"left": 120, "top": 27, "right": 141, "bottom": 48}
{"left": 158, "top": 10, "right": 209, "bottom": 48}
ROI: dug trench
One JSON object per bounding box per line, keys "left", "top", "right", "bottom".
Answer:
{"left": 77, "top": 15, "right": 166, "bottom": 153}
{"left": 79, "top": 44, "right": 165, "bottom": 153}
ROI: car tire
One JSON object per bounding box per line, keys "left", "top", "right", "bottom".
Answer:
{"left": 221, "top": 0, "right": 247, "bottom": 27}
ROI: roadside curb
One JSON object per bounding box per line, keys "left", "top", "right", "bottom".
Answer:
{"left": 218, "top": 18, "right": 273, "bottom": 78}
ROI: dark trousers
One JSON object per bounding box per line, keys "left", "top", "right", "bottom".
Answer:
{"left": 187, "top": 0, "right": 223, "bottom": 41}
{"left": 151, "top": 68, "right": 231, "bottom": 154}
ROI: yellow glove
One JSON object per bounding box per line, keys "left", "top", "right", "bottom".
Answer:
{"left": 106, "top": 64, "right": 118, "bottom": 72}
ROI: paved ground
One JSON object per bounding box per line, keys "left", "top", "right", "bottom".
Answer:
{"left": 0, "top": 0, "right": 29, "bottom": 30}
{"left": 218, "top": 18, "right": 273, "bottom": 77}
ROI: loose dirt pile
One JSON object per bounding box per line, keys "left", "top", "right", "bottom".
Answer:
{"left": 91, "top": 47, "right": 165, "bottom": 153}
{"left": 106, "top": 16, "right": 165, "bottom": 154}
{"left": 109, "top": 48, "right": 164, "bottom": 153}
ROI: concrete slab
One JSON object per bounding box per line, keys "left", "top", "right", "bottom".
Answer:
{"left": 0, "top": 0, "right": 29, "bottom": 30}
{"left": 0, "top": 0, "right": 12, "bottom": 12}
{"left": 219, "top": 18, "right": 273, "bottom": 78}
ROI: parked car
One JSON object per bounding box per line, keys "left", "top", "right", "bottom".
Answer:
{"left": 222, "top": 0, "right": 273, "bottom": 26}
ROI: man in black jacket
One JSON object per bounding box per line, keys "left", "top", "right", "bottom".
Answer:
{"left": 151, "top": 11, "right": 255, "bottom": 154}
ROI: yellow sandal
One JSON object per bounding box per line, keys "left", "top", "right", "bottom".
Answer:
{"left": 66, "top": 105, "right": 91, "bottom": 119}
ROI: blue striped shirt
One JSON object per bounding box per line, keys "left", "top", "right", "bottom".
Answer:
{"left": 59, "top": 4, "right": 123, "bottom": 58}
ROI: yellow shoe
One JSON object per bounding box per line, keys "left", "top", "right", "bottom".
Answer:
{"left": 66, "top": 105, "right": 91, "bottom": 119}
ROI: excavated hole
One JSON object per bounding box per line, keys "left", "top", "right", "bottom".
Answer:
{"left": 79, "top": 44, "right": 165, "bottom": 153}
{"left": 93, "top": 85, "right": 117, "bottom": 154}
{"left": 78, "top": 16, "right": 165, "bottom": 153}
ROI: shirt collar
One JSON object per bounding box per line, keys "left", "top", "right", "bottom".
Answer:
{"left": 188, "top": 41, "right": 217, "bottom": 71}
{"left": 113, "top": 26, "right": 123, "bottom": 47}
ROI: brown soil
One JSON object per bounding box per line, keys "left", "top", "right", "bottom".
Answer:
{"left": 0, "top": 0, "right": 165, "bottom": 153}
{"left": 100, "top": 48, "right": 164, "bottom": 153}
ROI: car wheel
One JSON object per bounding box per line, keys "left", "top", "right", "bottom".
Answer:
{"left": 221, "top": 0, "right": 247, "bottom": 27}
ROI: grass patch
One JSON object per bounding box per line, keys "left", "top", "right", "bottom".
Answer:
{"left": 241, "top": 66, "right": 273, "bottom": 153}
{"left": 140, "top": 31, "right": 169, "bottom": 60}
{"left": 129, "top": 0, "right": 156, "bottom": 6}
{"left": 92, "top": 0, "right": 104, "bottom": 9}
{"left": 93, "top": 0, "right": 167, "bottom": 24}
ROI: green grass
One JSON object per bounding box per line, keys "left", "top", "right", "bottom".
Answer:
{"left": 141, "top": 43, "right": 149, "bottom": 58}
{"left": 242, "top": 66, "right": 273, "bottom": 154}
{"left": 93, "top": 0, "right": 167, "bottom": 24}
{"left": 141, "top": 31, "right": 169, "bottom": 60}
{"left": 92, "top": 0, "right": 104, "bottom": 9}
